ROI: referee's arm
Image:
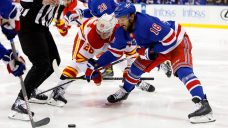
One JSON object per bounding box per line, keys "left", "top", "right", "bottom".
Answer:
{"left": 20, "top": 0, "right": 43, "bottom": 9}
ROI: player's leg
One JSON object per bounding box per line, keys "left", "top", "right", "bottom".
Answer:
{"left": 47, "top": 61, "right": 85, "bottom": 107}
{"left": 107, "top": 56, "right": 164, "bottom": 104}
{"left": 30, "top": 31, "right": 61, "bottom": 104}
{"left": 124, "top": 45, "right": 155, "bottom": 92}
{"left": 48, "top": 36, "right": 91, "bottom": 107}
{"left": 9, "top": 31, "right": 51, "bottom": 120}
{"left": 172, "top": 34, "right": 215, "bottom": 123}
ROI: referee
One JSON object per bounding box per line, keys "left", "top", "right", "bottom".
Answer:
{"left": 9, "top": 0, "right": 64, "bottom": 120}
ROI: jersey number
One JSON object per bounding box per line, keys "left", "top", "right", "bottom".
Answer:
{"left": 150, "top": 23, "right": 161, "bottom": 35}
{"left": 84, "top": 44, "right": 94, "bottom": 54}
{"left": 98, "top": 3, "right": 107, "bottom": 13}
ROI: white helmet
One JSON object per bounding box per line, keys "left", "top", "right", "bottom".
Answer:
{"left": 96, "top": 13, "right": 117, "bottom": 39}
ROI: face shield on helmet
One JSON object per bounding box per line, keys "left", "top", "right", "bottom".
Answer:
{"left": 96, "top": 14, "right": 117, "bottom": 39}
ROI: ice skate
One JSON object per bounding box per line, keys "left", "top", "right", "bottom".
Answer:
{"left": 102, "top": 66, "right": 114, "bottom": 78}
{"left": 29, "top": 89, "right": 48, "bottom": 104}
{"left": 47, "top": 87, "right": 67, "bottom": 107}
{"left": 8, "top": 97, "right": 34, "bottom": 121}
{"left": 188, "top": 97, "right": 216, "bottom": 124}
{"left": 160, "top": 61, "right": 172, "bottom": 78}
{"left": 107, "top": 86, "right": 129, "bottom": 104}
{"left": 136, "top": 81, "right": 155, "bottom": 92}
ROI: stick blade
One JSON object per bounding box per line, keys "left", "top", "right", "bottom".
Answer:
{"left": 34, "top": 117, "right": 50, "bottom": 127}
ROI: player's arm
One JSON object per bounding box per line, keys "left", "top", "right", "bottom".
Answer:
{"left": 20, "top": 0, "right": 43, "bottom": 9}
{"left": 85, "top": 28, "right": 128, "bottom": 83}
{"left": 82, "top": 8, "right": 93, "bottom": 18}
{"left": 0, "top": 0, "right": 15, "bottom": 19}
{"left": 148, "top": 19, "right": 178, "bottom": 54}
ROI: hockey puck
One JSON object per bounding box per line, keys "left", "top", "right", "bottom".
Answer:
{"left": 68, "top": 124, "right": 76, "bottom": 128}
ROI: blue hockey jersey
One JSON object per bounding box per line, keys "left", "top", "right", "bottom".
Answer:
{"left": 110, "top": 12, "right": 186, "bottom": 55}
{"left": 84, "top": 0, "right": 117, "bottom": 18}
{"left": 0, "top": 0, "right": 14, "bottom": 58}
{"left": 0, "top": 0, "right": 14, "bottom": 19}
{"left": 96, "top": 12, "right": 186, "bottom": 68}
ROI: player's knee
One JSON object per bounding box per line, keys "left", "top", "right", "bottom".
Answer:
{"left": 176, "top": 67, "right": 195, "bottom": 83}
{"left": 34, "top": 61, "right": 52, "bottom": 73}
{"left": 130, "top": 63, "right": 145, "bottom": 76}
{"left": 61, "top": 66, "right": 78, "bottom": 79}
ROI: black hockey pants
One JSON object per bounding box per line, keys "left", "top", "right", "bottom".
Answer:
{"left": 18, "top": 29, "right": 61, "bottom": 99}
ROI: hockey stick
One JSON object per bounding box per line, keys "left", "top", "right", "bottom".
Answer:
{"left": 67, "top": 76, "right": 154, "bottom": 80}
{"left": 10, "top": 40, "right": 50, "bottom": 128}
{"left": 37, "top": 55, "right": 139, "bottom": 95}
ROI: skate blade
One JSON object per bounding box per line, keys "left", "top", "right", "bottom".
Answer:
{"left": 190, "top": 113, "right": 216, "bottom": 124}
{"left": 29, "top": 98, "right": 47, "bottom": 104}
{"left": 105, "top": 100, "right": 123, "bottom": 106}
{"left": 8, "top": 111, "right": 30, "bottom": 121}
{"left": 46, "top": 98, "right": 66, "bottom": 107}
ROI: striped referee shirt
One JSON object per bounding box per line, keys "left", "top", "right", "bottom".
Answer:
{"left": 20, "top": 0, "right": 63, "bottom": 27}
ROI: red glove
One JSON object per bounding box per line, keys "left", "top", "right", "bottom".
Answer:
{"left": 55, "top": 19, "right": 69, "bottom": 36}
{"left": 85, "top": 59, "right": 102, "bottom": 86}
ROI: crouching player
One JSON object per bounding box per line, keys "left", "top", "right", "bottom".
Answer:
{"left": 47, "top": 14, "right": 155, "bottom": 107}
{"left": 85, "top": 2, "right": 215, "bottom": 124}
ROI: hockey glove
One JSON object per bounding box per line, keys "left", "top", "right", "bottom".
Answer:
{"left": 2, "top": 49, "right": 26, "bottom": 77}
{"left": 85, "top": 58, "right": 102, "bottom": 86}
{"left": 64, "top": 9, "right": 83, "bottom": 25}
{"left": 137, "top": 47, "right": 158, "bottom": 61}
{"left": 1, "top": 5, "right": 20, "bottom": 40}
{"left": 1, "top": 23, "right": 18, "bottom": 40}
{"left": 55, "top": 19, "right": 69, "bottom": 36}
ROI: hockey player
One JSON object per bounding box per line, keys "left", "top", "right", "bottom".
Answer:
{"left": 0, "top": 0, "right": 26, "bottom": 77}
{"left": 85, "top": 2, "right": 215, "bottom": 124}
{"left": 47, "top": 14, "right": 155, "bottom": 107}
{"left": 61, "top": 0, "right": 172, "bottom": 77}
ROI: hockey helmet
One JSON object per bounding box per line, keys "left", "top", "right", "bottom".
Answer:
{"left": 114, "top": 2, "right": 136, "bottom": 18}
{"left": 96, "top": 13, "right": 117, "bottom": 39}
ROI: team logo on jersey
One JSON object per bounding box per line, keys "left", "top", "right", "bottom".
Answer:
{"left": 127, "top": 39, "right": 136, "bottom": 46}
{"left": 98, "top": 3, "right": 107, "bottom": 13}
{"left": 220, "top": 9, "right": 228, "bottom": 21}
{"left": 150, "top": 23, "right": 161, "bottom": 35}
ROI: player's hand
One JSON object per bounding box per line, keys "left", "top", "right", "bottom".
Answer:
{"left": 64, "top": 9, "right": 83, "bottom": 25}
{"left": 85, "top": 58, "right": 102, "bottom": 86}
{"left": 42, "top": 0, "right": 59, "bottom": 6}
{"left": 55, "top": 19, "right": 69, "bottom": 36}
{"left": 137, "top": 47, "right": 158, "bottom": 60}
{"left": 1, "top": 23, "right": 18, "bottom": 40}
{"left": 1, "top": 5, "right": 20, "bottom": 40}
{"left": 2, "top": 49, "right": 26, "bottom": 77}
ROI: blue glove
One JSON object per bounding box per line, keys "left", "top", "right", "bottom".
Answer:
{"left": 1, "top": 5, "right": 20, "bottom": 40}
{"left": 85, "top": 58, "right": 102, "bottom": 85}
{"left": 2, "top": 49, "right": 26, "bottom": 77}
{"left": 64, "top": 9, "right": 83, "bottom": 25}
{"left": 1, "top": 23, "right": 17, "bottom": 40}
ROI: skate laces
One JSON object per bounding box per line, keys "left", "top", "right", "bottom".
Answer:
{"left": 138, "top": 82, "right": 150, "bottom": 91}
{"left": 32, "top": 89, "right": 48, "bottom": 100}
{"left": 113, "top": 87, "right": 127, "bottom": 99}
{"left": 160, "top": 62, "right": 171, "bottom": 73}
{"left": 16, "top": 99, "right": 27, "bottom": 109}
{"left": 53, "top": 87, "right": 65, "bottom": 98}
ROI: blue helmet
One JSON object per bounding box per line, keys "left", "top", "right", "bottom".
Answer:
{"left": 114, "top": 2, "right": 136, "bottom": 18}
